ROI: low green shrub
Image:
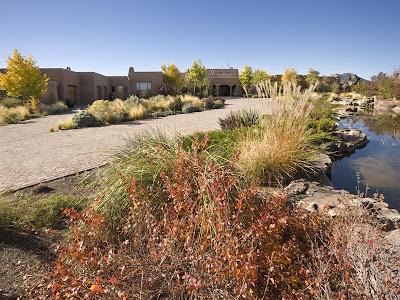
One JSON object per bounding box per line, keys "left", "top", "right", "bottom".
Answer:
{"left": 0, "top": 194, "right": 88, "bottom": 230}
{"left": 214, "top": 99, "right": 225, "bottom": 109}
{"left": 308, "top": 117, "right": 337, "bottom": 133}
{"left": 0, "top": 97, "right": 23, "bottom": 108}
{"left": 149, "top": 110, "right": 175, "bottom": 118}
{"left": 181, "top": 127, "right": 250, "bottom": 163}
{"left": 182, "top": 103, "right": 201, "bottom": 113}
{"left": 219, "top": 109, "right": 260, "bottom": 130}
{"left": 72, "top": 110, "right": 99, "bottom": 128}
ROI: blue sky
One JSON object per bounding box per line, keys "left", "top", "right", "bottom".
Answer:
{"left": 1, "top": 0, "right": 399, "bottom": 79}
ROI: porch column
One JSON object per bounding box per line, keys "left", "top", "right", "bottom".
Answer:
{"left": 216, "top": 85, "right": 220, "bottom": 96}
{"left": 229, "top": 85, "right": 233, "bottom": 97}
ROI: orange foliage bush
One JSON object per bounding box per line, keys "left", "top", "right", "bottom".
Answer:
{"left": 33, "top": 136, "right": 328, "bottom": 299}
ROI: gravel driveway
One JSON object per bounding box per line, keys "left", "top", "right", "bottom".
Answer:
{"left": 0, "top": 98, "right": 272, "bottom": 192}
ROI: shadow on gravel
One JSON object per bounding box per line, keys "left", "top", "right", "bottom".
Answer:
{"left": 0, "top": 229, "right": 56, "bottom": 262}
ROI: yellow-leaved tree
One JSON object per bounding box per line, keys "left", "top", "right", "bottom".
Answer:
{"left": 281, "top": 68, "right": 298, "bottom": 85}
{"left": 0, "top": 50, "right": 48, "bottom": 109}
{"left": 161, "top": 63, "right": 182, "bottom": 92}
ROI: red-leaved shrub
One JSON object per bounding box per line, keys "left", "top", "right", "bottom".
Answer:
{"left": 33, "top": 136, "right": 328, "bottom": 299}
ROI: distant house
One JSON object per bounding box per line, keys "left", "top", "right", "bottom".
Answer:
{"left": 0, "top": 66, "right": 242, "bottom": 106}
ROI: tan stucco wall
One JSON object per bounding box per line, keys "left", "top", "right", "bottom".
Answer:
{"left": 1, "top": 66, "right": 244, "bottom": 105}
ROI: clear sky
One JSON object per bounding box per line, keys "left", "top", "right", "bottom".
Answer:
{"left": 1, "top": 0, "right": 399, "bottom": 79}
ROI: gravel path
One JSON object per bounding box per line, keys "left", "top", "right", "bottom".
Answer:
{"left": 0, "top": 98, "right": 272, "bottom": 192}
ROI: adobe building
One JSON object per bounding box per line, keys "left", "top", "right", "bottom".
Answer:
{"left": 0, "top": 66, "right": 242, "bottom": 106}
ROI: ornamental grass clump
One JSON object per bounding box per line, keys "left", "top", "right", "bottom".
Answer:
{"left": 124, "top": 101, "right": 147, "bottom": 120}
{"left": 237, "top": 83, "right": 320, "bottom": 185}
{"left": 87, "top": 99, "right": 126, "bottom": 124}
{"left": 39, "top": 101, "right": 68, "bottom": 115}
{"left": 0, "top": 105, "right": 30, "bottom": 124}
{"left": 38, "top": 136, "right": 329, "bottom": 299}
{"left": 144, "top": 95, "right": 175, "bottom": 112}
{"left": 219, "top": 109, "right": 260, "bottom": 130}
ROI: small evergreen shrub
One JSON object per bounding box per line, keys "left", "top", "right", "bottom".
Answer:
{"left": 182, "top": 103, "right": 201, "bottom": 113}
{"left": 72, "top": 110, "right": 99, "bottom": 128}
{"left": 214, "top": 99, "right": 225, "bottom": 109}
{"left": 149, "top": 110, "right": 175, "bottom": 118}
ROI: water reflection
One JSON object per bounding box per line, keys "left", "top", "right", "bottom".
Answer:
{"left": 331, "top": 114, "right": 400, "bottom": 209}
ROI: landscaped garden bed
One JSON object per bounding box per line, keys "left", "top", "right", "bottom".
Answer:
{"left": 56, "top": 94, "right": 225, "bottom": 130}
{"left": 0, "top": 97, "right": 69, "bottom": 125}
{"left": 1, "top": 82, "right": 399, "bottom": 299}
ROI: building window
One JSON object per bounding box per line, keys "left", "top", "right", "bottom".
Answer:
{"left": 136, "top": 82, "right": 151, "bottom": 91}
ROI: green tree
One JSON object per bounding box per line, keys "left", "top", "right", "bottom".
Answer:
{"left": 305, "top": 68, "right": 320, "bottom": 85}
{"left": 161, "top": 63, "right": 182, "bottom": 92}
{"left": 239, "top": 65, "right": 253, "bottom": 97}
{"left": 0, "top": 50, "right": 48, "bottom": 105}
{"left": 252, "top": 69, "right": 271, "bottom": 85}
{"left": 186, "top": 60, "right": 208, "bottom": 95}
{"left": 281, "top": 68, "right": 298, "bottom": 85}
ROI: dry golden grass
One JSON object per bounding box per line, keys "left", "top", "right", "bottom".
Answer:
{"left": 144, "top": 95, "right": 174, "bottom": 112}
{"left": 57, "top": 117, "right": 77, "bottom": 130}
{"left": 39, "top": 101, "right": 68, "bottom": 115}
{"left": 87, "top": 99, "right": 126, "bottom": 124}
{"left": 126, "top": 103, "right": 147, "bottom": 120}
{"left": 237, "top": 82, "right": 319, "bottom": 185}
{"left": 0, "top": 105, "right": 31, "bottom": 124}
{"left": 180, "top": 94, "right": 203, "bottom": 109}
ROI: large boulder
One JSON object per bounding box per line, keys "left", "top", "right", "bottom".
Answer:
{"left": 284, "top": 180, "right": 400, "bottom": 231}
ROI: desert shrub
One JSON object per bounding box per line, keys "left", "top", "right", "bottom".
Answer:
{"left": 0, "top": 105, "right": 30, "bottom": 124}
{"left": 0, "top": 194, "right": 87, "bottom": 230}
{"left": 39, "top": 101, "right": 68, "bottom": 115}
{"left": 0, "top": 97, "right": 23, "bottom": 108}
{"left": 72, "top": 110, "right": 99, "bottom": 128}
{"left": 202, "top": 96, "right": 215, "bottom": 109}
{"left": 237, "top": 87, "right": 320, "bottom": 185}
{"left": 307, "top": 207, "right": 400, "bottom": 299}
{"left": 42, "top": 138, "right": 328, "bottom": 299}
{"left": 182, "top": 103, "right": 201, "bottom": 113}
{"left": 167, "top": 96, "right": 183, "bottom": 111}
{"left": 219, "top": 109, "right": 260, "bottom": 130}
{"left": 214, "top": 99, "right": 225, "bottom": 109}
{"left": 149, "top": 110, "right": 175, "bottom": 118}
{"left": 88, "top": 99, "right": 126, "bottom": 124}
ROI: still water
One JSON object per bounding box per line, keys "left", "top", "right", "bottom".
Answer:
{"left": 331, "top": 115, "right": 400, "bottom": 210}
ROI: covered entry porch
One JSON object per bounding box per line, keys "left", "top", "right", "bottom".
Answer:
{"left": 212, "top": 84, "right": 237, "bottom": 97}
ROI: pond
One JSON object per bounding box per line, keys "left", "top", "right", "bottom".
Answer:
{"left": 331, "top": 114, "right": 400, "bottom": 210}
